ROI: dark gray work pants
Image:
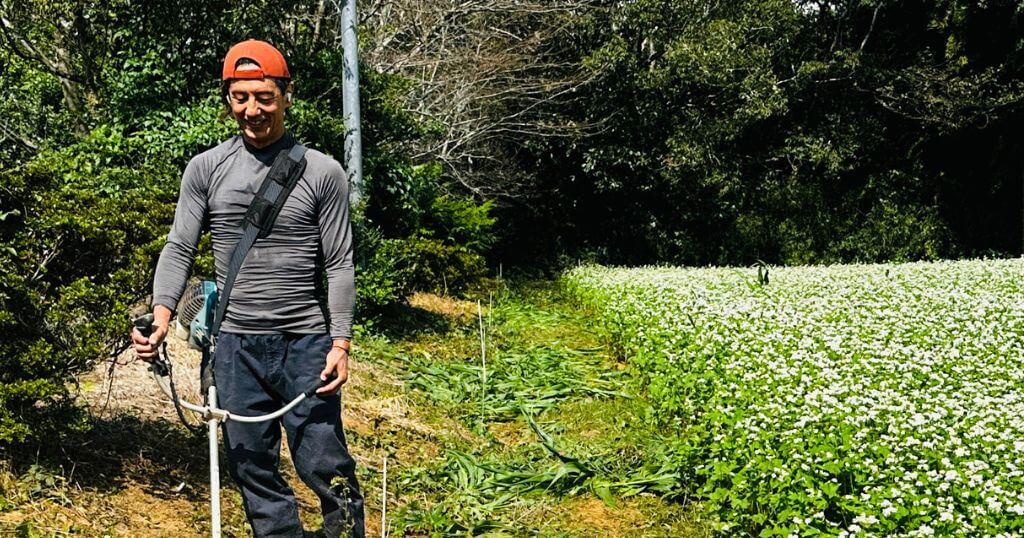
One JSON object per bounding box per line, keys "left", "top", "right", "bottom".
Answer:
{"left": 214, "top": 332, "right": 364, "bottom": 538}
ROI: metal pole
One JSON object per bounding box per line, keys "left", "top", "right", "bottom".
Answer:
{"left": 208, "top": 386, "right": 222, "bottom": 538}
{"left": 341, "top": 0, "right": 364, "bottom": 207}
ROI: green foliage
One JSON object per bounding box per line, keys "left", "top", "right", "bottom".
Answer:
{"left": 132, "top": 96, "right": 238, "bottom": 166}
{"left": 0, "top": 132, "right": 175, "bottom": 443}
{"left": 404, "top": 343, "right": 624, "bottom": 422}
{"left": 835, "top": 199, "right": 949, "bottom": 263}
{"left": 354, "top": 229, "right": 412, "bottom": 316}
{"left": 388, "top": 238, "right": 487, "bottom": 296}
{"left": 422, "top": 195, "right": 497, "bottom": 255}
{"left": 17, "top": 464, "right": 70, "bottom": 505}
{"left": 390, "top": 288, "right": 684, "bottom": 534}
{"left": 358, "top": 234, "right": 487, "bottom": 315}
{"left": 512, "top": 0, "right": 1024, "bottom": 266}
{"left": 355, "top": 233, "right": 492, "bottom": 316}
{"left": 355, "top": 158, "right": 495, "bottom": 310}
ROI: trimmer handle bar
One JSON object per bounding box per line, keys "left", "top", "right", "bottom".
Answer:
{"left": 134, "top": 313, "right": 334, "bottom": 422}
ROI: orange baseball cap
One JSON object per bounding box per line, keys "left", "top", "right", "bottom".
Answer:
{"left": 222, "top": 40, "right": 290, "bottom": 80}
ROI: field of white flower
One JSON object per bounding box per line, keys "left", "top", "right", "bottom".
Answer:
{"left": 566, "top": 259, "right": 1024, "bottom": 537}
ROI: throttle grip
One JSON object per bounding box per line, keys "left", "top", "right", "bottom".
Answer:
{"left": 132, "top": 312, "right": 169, "bottom": 376}
{"left": 304, "top": 375, "right": 337, "bottom": 398}
{"left": 134, "top": 312, "right": 155, "bottom": 338}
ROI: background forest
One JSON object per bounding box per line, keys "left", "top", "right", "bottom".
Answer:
{"left": 2, "top": 0, "right": 1024, "bottom": 447}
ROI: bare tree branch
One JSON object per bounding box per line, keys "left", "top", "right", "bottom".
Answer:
{"left": 0, "top": 15, "right": 85, "bottom": 83}
{"left": 360, "top": 0, "right": 601, "bottom": 199}
{"left": 0, "top": 118, "right": 39, "bottom": 151}
{"left": 859, "top": 4, "right": 881, "bottom": 52}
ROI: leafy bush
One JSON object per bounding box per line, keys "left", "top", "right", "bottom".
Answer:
{"left": 0, "top": 136, "right": 175, "bottom": 443}
{"left": 390, "top": 238, "right": 487, "bottom": 296}
{"left": 422, "top": 195, "right": 497, "bottom": 256}
{"left": 354, "top": 227, "right": 412, "bottom": 316}
{"left": 356, "top": 156, "right": 495, "bottom": 307}
{"left": 356, "top": 234, "right": 488, "bottom": 317}
{"left": 834, "top": 200, "right": 949, "bottom": 263}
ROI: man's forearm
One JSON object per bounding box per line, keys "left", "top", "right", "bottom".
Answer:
{"left": 326, "top": 265, "right": 355, "bottom": 340}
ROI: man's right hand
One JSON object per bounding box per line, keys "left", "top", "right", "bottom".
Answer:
{"left": 132, "top": 305, "right": 172, "bottom": 362}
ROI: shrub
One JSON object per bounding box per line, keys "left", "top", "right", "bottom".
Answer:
{"left": 354, "top": 226, "right": 413, "bottom": 316}
{"left": 391, "top": 238, "right": 487, "bottom": 295}
{"left": 0, "top": 136, "right": 175, "bottom": 443}
{"left": 421, "top": 195, "right": 497, "bottom": 256}
{"left": 834, "top": 200, "right": 950, "bottom": 263}
{"left": 355, "top": 233, "right": 488, "bottom": 318}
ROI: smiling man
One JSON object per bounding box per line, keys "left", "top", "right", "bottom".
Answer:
{"left": 132, "top": 40, "right": 364, "bottom": 537}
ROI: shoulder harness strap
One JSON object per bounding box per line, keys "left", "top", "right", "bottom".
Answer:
{"left": 211, "top": 143, "right": 308, "bottom": 336}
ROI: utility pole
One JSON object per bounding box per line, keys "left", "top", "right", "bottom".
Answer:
{"left": 341, "top": 0, "right": 364, "bottom": 207}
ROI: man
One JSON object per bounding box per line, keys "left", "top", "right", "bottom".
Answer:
{"left": 132, "top": 39, "right": 365, "bottom": 537}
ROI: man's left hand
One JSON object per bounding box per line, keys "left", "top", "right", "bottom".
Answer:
{"left": 318, "top": 341, "right": 350, "bottom": 395}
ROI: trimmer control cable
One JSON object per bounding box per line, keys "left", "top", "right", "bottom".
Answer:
{"left": 134, "top": 313, "right": 202, "bottom": 433}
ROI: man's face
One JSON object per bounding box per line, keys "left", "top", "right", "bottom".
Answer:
{"left": 227, "top": 78, "right": 290, "bottom": 148}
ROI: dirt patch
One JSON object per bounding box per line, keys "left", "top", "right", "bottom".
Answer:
{"left": 487, "top": 420, "right": 533, "bottom": 448}
{"left": 0, "top": 483, "right": 204, "bottom": 537}
{"left": 80, "top": 336, "right": 204, "bottom": 422}
{"left": 536, "top": 495, "right": 704, "bottom": 538}
{"left": 559, "top": 496, "right": 644, "bottom": 536}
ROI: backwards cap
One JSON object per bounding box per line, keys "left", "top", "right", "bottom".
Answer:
{"left": 222, "top": 40, "right": 290, "bottom": 80}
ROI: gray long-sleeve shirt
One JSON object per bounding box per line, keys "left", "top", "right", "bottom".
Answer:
{"left": 153, "top": 134, "right": 355, "bottom": 340}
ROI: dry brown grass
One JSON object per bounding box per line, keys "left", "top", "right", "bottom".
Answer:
{"left": 407, "top": 291, "right": 482, "bottom": 322}
{"left": 534, "top": 495, "right": 704, "bottom": 538}
{"left": 82, "top": 336, "right": 205, "bottom": 422}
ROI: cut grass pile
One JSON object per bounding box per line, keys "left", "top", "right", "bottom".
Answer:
{"left": 372, "top": 285, "right": 700, "bottom": 536}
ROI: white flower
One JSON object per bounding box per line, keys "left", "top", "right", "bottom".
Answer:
{"left": 853, "top": 514, "right": 879, "bottom": 526}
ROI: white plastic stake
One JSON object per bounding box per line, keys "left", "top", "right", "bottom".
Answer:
{"left": 478, "top": 300, "right": 487, "bottom": 420}
{"left": 381, "top": 454, "right": 388, "bottom": 538}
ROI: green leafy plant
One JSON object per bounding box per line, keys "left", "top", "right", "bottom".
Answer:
{"left": 0, "top": 135, "right": 174, "bottom": 443}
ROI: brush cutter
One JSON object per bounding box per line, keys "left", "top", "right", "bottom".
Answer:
{"left": 133, "top": 283, "right": 331, "bottom": 538}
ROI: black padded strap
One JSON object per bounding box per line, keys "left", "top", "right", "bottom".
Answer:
{"left": 245, "top": 143, "right": 308, "bottom": 238}
{"left": 212, "top": 143, "right": 307, "bottom": 336}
